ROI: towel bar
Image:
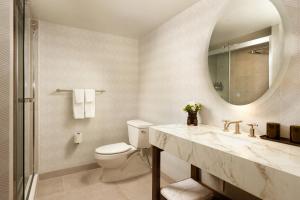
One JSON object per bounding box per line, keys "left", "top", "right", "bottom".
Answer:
{"left": 55, "top": 89, "right": 106, "bottom": 93}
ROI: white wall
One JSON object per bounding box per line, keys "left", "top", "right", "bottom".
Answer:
{"left": 38, "top": 21, "right": 139, "bottom": 173}
{"left": 0, "top": 0, "right": 13, "bottom": 199}
{"left": 138, "top": 0, "right": 300, "bottom": 184}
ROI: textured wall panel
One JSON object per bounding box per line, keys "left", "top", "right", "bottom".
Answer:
{"left": 38, "top": 21, "right": 139, "bottom": 173}
{"left": 0, "top": 0, "right": 11, "bottom": 199}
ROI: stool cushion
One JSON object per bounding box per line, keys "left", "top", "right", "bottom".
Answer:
{"left": 161, "top": 178, "right": 213, "bottom": 200}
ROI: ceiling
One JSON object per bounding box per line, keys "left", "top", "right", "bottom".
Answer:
{"left": 30, "top": 0, "right": 200, "bottom": 38}
{"left": 210, "top": 0, "right": 281, "bottom": 46}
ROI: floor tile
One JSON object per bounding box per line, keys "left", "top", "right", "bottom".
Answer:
{"left": 117, "top": 173, "right": 171, "bottom": 200}
{"left": 35, "top": 192, "right": 65, "bottom": 200}
{"left": 36, "top": 177, "right": 64, "bottom": 197}
{"left": 36, "top": 169, "right": 172, "bottom": 200}
{"left": 62, "top": 168, "right": 102, "bottom": 191}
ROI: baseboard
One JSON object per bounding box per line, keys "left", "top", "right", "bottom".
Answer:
{"left": 39, "top": 162, "right": 175, "bottom": 184}
{"left": 39, "top": 163, "right": 99, "bottom": 180}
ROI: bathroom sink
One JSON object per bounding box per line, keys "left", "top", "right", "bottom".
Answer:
{"left": 194, "top": 131, "right": 255, "bottom": 150}
{"left": 151, "top": 124, "right": 300, "bottom": 200}
{"left": 194, "top": 131, "right": 276, "bottom": 160}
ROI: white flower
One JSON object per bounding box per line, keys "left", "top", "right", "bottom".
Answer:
{"left": 188, "top": 101, "right": 195, "bottom": 106}
{"left": 191, "top": 106, "right": 196, "bottom": 111}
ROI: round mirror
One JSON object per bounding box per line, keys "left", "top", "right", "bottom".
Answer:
{"left": 208, "top": 0, "right": 283, "bottom": 105}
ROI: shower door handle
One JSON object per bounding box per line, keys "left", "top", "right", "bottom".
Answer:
{"left": 23, "top": 97, "right": 34, "bottom": 103}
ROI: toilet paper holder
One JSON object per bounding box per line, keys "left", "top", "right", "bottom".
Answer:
{"left": 74, "top": 132, "right": 82, "bottom": 144}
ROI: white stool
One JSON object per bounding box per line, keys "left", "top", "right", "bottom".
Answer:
{"left": 161, "top": 178, "right": 214, "bottom": 200}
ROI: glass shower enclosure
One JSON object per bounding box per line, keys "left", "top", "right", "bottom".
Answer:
{"left": 14, "top": 0, "right": 36, "bottom": 199}
{"left": 208, "top": 37, "right": 270, "bottom": 105}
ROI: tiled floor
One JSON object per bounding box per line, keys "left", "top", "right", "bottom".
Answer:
{"left": 36, "top": 168, "right": 172, "bottom": 200}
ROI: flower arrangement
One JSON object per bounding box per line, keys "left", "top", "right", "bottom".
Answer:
{"left": 183, "top": 102, "right": 202, "bottom": 113}
{"left": 183, "top": 102, "right": 202, "bottom": 126}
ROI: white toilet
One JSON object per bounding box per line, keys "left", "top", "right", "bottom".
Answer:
{"left": 95, "top": 120, "right": 152, "bottom": 171}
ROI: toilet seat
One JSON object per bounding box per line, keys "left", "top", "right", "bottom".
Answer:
{"left": 95, "top": 143, "right": 136, "bottom": 169}
{"left": 95, "top": 142, "right": 133, "bottom": 155}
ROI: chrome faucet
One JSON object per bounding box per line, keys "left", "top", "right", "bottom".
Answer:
{"left": 223, "top": 120, "right": 243, "bottom": 134}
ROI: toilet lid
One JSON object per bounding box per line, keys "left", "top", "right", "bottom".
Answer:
{"left": 127, "top": 120, "right": 152, "bottom": 128}
{"left": 95, "top": 142, "right": 132, "bottom": 155}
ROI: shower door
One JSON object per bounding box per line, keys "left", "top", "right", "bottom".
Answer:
{"left": 208, "top": 49, "right": 230, "bottom": 102}
{"left": 23, "top": 9, "right": 36, "bottom": 200}
{"left": 14, "top": 0, "right": 25, "bottom": 199}
{"left": 14, "top": 0, "right": 36, "bottom": 199}
{"left": 208, "top": 40, "right": 270, "bottom": 105}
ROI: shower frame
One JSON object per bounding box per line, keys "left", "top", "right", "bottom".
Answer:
{"left": 13, "top": 0, "right": 38, "bottom": 199}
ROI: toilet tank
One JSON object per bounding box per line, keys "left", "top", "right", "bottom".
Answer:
{"left": 127, "top": 120, "right": 153, "bottom": 148}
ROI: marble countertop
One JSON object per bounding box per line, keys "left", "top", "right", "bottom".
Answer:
{"left": 149, "top": 124, "right": 300, "bottom": 200}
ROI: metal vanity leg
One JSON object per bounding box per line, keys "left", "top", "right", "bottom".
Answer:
{"left": 152, "top": 146, "right": 162, "bottom": 200}
{"left": 191, "top": 164, "right": 201, "bottom": 182}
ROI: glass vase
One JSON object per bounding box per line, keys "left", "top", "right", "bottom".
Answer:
{"left": 187, "top": 112, "right": 198, "bottom": 126}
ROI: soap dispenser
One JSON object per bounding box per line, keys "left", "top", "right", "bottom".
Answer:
{"left": 248, "top": 123, "right": 258, "bottom": 137}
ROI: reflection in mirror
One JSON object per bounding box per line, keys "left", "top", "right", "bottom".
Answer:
{"left": 208, "top": 0, "right": 283, "bottom": 105}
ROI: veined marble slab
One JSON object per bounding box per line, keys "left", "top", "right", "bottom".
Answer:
{"left": 150, "top": 124, "right": 300, "bottom": 200}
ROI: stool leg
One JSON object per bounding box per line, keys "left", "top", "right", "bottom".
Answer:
{"left": 152, "top": 146, "right": 162, "bottom": 200}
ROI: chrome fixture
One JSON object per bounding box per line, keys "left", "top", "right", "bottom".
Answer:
{"left": 213, "top": 81, "right": 223, "bottom": 91}
{"left": 23, "top": 97, "right": 34, "bottom": 103}
{"left": 248, "top": 123, "right": 258, "bottom": 137}
{"left": 248, "top": 46, "right": 269, "bottom": 55}
{"left": 55, "top": 88, "right": 106, "bottom": 93}
{"left": 223, "top": 120, "right": 243, "bottom": 134}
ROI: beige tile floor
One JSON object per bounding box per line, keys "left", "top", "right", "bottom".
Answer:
{"left": 36, "top": 168, "right": 172, "bottom": 200}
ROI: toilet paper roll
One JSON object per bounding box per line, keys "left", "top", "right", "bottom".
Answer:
{"left": 74, "top": 132, "right": 82, "bottom": 144}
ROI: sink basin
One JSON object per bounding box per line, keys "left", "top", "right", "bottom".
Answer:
{"left": 194, "top": 131, "right": 270, "bottom": 157}
{"left": 194, "top": 131, "right": 255, "bottom": 150}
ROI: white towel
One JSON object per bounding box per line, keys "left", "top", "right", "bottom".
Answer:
{"left": 73, "top": 89, "right": 85, "bottom": 119}
{"left": 84, "top": 89, "right": 95, "bottom": 118}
